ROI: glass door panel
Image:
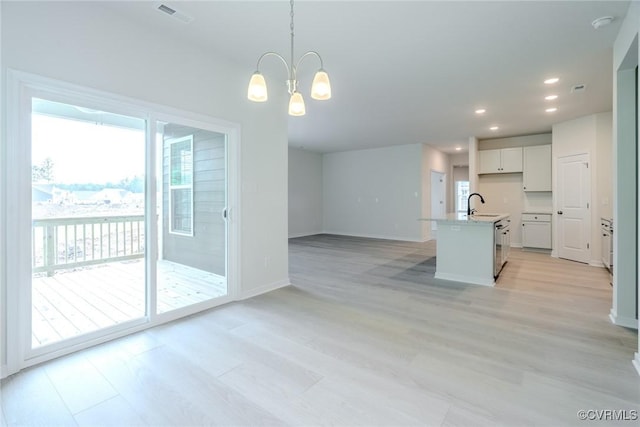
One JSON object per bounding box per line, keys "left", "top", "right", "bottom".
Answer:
{"left": 155, "top": 122, "right": 227, "bottom": 314}
{"left": 30, "top": 98, "right": 146, "bottom": 349}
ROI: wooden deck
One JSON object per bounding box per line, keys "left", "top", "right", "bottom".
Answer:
{"left": 32, "top": 259, "right": 226, "bottom": 348}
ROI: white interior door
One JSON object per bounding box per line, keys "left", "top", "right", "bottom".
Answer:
{"left": 431, "top": 171, "right": 446, "bottom": 231}
{"left": 557, "top": 153, "right": 591, "bottom": 263}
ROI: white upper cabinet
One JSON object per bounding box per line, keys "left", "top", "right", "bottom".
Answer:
{"left": 523, "top": 145, "right": 552, "bottom": 191}
{"left": 478, "top": 149, "right": 501, "bottom": 174}
{"left": 500, "top": 147, "right": 524, "bottom": 173}
{"left": 478, "top": 147, "right": 523, "bottom": 174}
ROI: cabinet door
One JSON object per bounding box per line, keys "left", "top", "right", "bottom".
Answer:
{"left": 522, "top": 222, "right": 551, "bottom": 249}
{"left": 523, "top": 145, "right": 551, "bottom": 191}
{"left": 500, "top": 147, "right": 523, "bottom": 173}
{"left": 478, "top": 149, "right": 501, "bottom": 174}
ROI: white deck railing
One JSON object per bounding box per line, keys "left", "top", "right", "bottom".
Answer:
{"left": 32, "top": 215, "right": 145, "bottom": 275}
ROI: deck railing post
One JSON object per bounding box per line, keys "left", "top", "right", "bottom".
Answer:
{"left": 45, "top": 224, "right": 56, "bottom": 277}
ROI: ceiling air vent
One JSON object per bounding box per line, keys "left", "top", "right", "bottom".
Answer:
{"left": 156, "top": 4, "right": 194, "bottom": 24}
{"left": 571, "top": 84, "right": 586, "bottom": 93}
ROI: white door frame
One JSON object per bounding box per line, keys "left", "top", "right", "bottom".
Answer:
{"left": 431, "top": 170, "right": 446, "bottom": 231}
{"left": 3, "top": 69, "right": 241, "bottom": 376}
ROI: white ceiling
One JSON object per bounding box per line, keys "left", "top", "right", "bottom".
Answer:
{"left": 104, "top": 1, "right": 630, "bottom": 154}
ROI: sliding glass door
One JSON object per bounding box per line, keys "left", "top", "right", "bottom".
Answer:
{"left": 154, "top": 122, "right": 228, "bottom": 314}
{"left": 4, "top": 74, "right": 237, "bottom": 371}
{"left": 30, "top": 98, "right": 147, "bottom": 350}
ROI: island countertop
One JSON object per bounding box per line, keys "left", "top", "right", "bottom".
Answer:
{"left": 419, "top": 213, "right": 510, "bottom": 224}
{"left": 421, "top": 212, "right": 511, "bottom": 286}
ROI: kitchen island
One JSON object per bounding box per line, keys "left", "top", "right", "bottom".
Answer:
{"left": 421, "top": 213, "right": 510, "bottom": 286}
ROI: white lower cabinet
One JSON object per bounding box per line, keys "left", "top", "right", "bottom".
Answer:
{"left": 522, "top": 213, "right": 551, "bottom": 249}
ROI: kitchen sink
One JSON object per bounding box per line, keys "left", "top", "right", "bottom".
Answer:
{"left": 472, "top": 214, "right": 500, "bottom": 217}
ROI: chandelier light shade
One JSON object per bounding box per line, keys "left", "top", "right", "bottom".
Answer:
{"left": 311, "top": 70, "right": 331, "bottom": 100}
{"left": 247, "top": 0, "right": 331, "bottom": 116}
{"left": 288, "top": 92, "right": 306, "bottom": 116}
{"left": 247, "top": 72, "right": 268, "bottom": 102}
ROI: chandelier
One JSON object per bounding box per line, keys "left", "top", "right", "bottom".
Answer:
{"left": 247, "top": 0, "right": 331, "bottom": 116}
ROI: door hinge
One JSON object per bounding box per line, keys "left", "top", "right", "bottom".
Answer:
{"left": 587, "top": 202, "right": 589, "bottom": 209}
{"left": 587, "top": 243, "right": 590, "bottom": 249}
{"left": 585, "top": 162, "right": 589, "bottom": 168}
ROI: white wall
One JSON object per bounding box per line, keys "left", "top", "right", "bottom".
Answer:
{"left": 323, "top": 144, "right": 424, "bottom": 241}
{"left": 596, "top": 113, "right": 614, "bottom": 220}
{"left": 421, "top": 145, "right": 450, "bottom": 240}
{"left": 450, "top": 152, "right": 469, "bottom": 166}
{"left": 289, "top": 148, "right": 323, "bottom": 238}
{"left": 612, "top": 0, "right": 639, "bottom": 362}
{"left": 552, "top": 113, "right": 613, "bottom": 265}
{"left": 477, "top": 133, "right": 553, "bottom": 247}
{"left": 1, "top": 1, "right": 290, "bottom": 371}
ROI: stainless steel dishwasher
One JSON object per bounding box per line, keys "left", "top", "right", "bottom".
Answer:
{"left": 601, "top": 217, "right": 613, "bottom": 284}
{"left": 494, "top": 219, "right": 510, "bottom": 278}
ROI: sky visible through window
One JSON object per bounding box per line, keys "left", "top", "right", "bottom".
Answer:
{"left": 32, "top": 113, "right": 145, "bottom": 184}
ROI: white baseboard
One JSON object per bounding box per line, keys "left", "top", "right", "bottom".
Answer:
{"left": 633, "top": 353, "right": 640, "bottom": 377}
{"left": 322, "top": 230, "right": 425, "bottom": 243}
{"left": 609, "top": 309, "right": 639, "bottom": 329}
{"left": 589, "top": 259, "right": 605, "bottom": 268}
{"left": 288, "top": 232, "right": 323, "bottom": 239}
{"left": 434, "top": 272, "right": 495, "bottom": 287}
{"left": 240, "top": 279, "right": 291, "bottom": 300}
{"left": 521, "top": 247, "right": 552, "bottom": 254}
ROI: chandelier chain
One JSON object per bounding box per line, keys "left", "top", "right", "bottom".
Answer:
{"left": 290, "top": 0, "right": 295, "bottom": 82}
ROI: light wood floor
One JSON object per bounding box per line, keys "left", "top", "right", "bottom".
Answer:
{"left": 2, "top": 234, "right": 638, "bottom": 426}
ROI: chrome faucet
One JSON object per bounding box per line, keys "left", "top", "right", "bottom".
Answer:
{"left": 467, "top": 192, "right": 485, "bottom": 216}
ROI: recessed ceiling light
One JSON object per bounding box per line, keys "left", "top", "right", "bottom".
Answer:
{"left": 545, "top": 95, "right": 558, "bottom": 101}
{"left": 455, "top": 147, "right": 462, "bottom": 151}
{"left": 475, "top": 109, "right": 486, "bottom": 114}
{"left": 544, "top": 78, "right": 560, "bottom": 84}
{"left": 490, "top": 126, "right": 499, "bottom": 131}
{"left": 546, "top": 107, "right": 558, "bottom": 113}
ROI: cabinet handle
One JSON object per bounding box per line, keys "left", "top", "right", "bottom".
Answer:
{"left": 557, "top": 211, "right": 563, "bottom": 215}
